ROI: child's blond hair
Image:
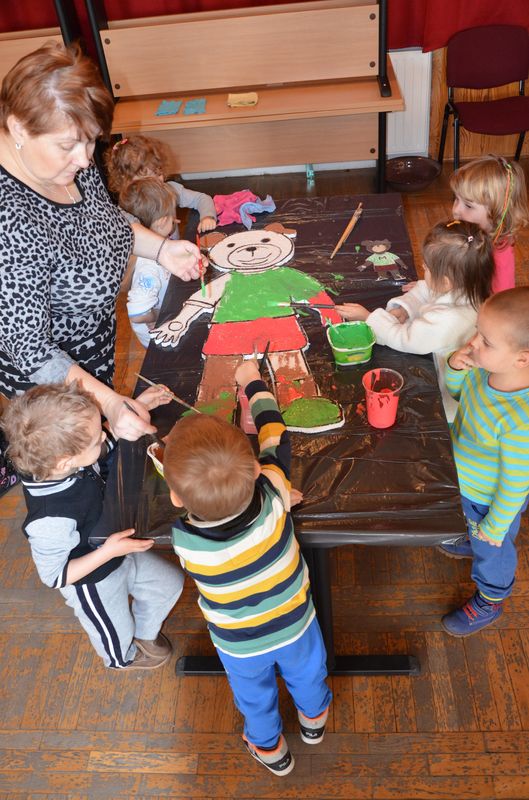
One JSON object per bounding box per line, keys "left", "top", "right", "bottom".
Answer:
{"left": 450, "top": 155, "right": 529, "bottom": 245}
{"left": 164, "top": 415, "right": 256, "bottom": 521}
{"left": 422, "top": 219, "right": 493, "bottom": 308}
{"left": 484, "top": 287, "right": 529, "bottom": 350}
{"left": 104, "top": 134, "right": 170, "bottom": 193}
{"left": 0, "top": 383, "right": 98, "bottom": 481}
{"left": 119, "top": 177, "right": 176, "bottom": 229}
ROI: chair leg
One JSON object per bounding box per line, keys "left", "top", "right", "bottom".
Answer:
{"left": 453, "top": 117, "right": 460, "bottom": 170}
{"left": 514, "top": 132, "right": 526, "bottom": 161}
{"left": 437, "top": 105, "right": 451, "bottom": 164}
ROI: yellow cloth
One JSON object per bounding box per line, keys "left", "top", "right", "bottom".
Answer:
{"left": 227, "top": 92, "right": 258, "bottom": 108}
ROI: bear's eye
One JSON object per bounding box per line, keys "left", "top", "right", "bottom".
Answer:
{"left": 227, "top": 243, "right": 236, "bottom": 248}
{"left": 261, "top": 237, "right": 271, "bottom": 243}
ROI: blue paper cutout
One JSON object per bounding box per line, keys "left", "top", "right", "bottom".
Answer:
{"left": 155, "top": 99, "right": 182, "bottom": 117}
{"left": 184, "top": 98, "right": 206, "bottom": 115}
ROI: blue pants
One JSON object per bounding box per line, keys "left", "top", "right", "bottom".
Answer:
{"left": 216, "top": 617, "right": 332, "bottom": 749}
{"left": 464, "top": 495, "right": 529, "bottom": 602}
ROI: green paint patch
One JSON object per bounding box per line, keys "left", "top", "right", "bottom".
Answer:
{"left": 281, "top": 396, "right": 343, "bottom": 430}
{"left": 184, "top": 391, "right": 235, "bottom": 422}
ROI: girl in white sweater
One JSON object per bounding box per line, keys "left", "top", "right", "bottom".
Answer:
{"left": 336, "top": 220, "right": 494, "bottom": 421}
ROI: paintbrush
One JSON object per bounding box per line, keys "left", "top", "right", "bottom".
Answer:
{"left": 276, "top": 301, "right": 336, "bottom": 309}
{"left": 135, "top": 373, "right": 202, "bottom": 414}
{"left": 123, "top": 401, "right": 166, "bottom": 449}
{"left": 259, "top": 340, "right": 271, "bottom": 375}
{"left": 330, "top": 201, "right": 363, "bottom": 259}
{"left": 196, "top": 233, "right": 206, "bottom": 297}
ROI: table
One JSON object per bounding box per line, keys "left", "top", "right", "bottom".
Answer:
{"left": 96, "top": 194, "right": 467, "bottom": 676}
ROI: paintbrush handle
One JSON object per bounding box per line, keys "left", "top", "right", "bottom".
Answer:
{"left": 330, "top": 202, "right": 363, "bottom": 259}
{"left": 135, "top": 373, "right": 202, "bottom": 414}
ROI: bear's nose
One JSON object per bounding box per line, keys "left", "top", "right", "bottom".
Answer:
{"left": 245, "top": 246, "right": 257, "bottom": 253}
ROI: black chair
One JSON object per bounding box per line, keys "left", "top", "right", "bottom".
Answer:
{"left": 438, "top": 24, "right": 529, "bottom": 169}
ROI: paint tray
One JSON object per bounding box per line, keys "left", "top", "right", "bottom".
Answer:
{"left": 327, "top": 321, "right": 375, "bottom": 366}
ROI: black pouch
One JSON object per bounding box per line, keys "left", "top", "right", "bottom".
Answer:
{"left": 0, "top": 429, "right": 19, "bottom": 497}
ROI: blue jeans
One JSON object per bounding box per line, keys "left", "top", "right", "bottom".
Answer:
{"left": 216, "top": 617, "right": 332, "bottom": 749}
{"left": 463, "top": 494, "right": 529, "bottom": 602}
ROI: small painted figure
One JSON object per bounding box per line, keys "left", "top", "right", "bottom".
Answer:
{"left": 359, "top": 239, "right": 408, "bottom": 281}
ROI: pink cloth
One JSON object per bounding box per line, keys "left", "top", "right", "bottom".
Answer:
{"left": 492, "top": 243, "right": 515, "bottom": 294}
{"left": 214, "top": 190, "right": 259, "bottom": 226}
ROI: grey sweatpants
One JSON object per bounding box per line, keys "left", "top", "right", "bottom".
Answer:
{"left": 60, "top": 551, "right": 184, "bottom": 668}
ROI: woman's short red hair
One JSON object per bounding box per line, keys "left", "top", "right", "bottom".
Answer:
{"left": 0, "top": 41, "right": 114, "bottom": 139}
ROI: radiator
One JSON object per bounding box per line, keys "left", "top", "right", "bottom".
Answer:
{"left": 388, "top": 48, "right": 432, "bottom": 157}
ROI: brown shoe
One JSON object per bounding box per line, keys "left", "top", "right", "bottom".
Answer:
{"left": 122, "top": 646, "right": 171, "bottom": 671}
{"left": 133, "top": 632, "right": 172, "bottom": 659}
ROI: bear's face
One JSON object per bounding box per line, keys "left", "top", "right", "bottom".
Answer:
{"left": 207, "top": 229, "right": 295, "bottom": 273}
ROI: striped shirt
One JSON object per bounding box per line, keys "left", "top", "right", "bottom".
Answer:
{"left": 446, "top": 364, "right": 529, "bottom": 542}
{"left": 172, "top": 379, "right": 315, "bottom": 657}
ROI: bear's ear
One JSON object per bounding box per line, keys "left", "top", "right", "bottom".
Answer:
{"left": 360, "top": 239, "right": 373, "bottom": 249}
{"left": 200, "top": 232, "right": 226, "bottom": 250}
{"left": 264, "top": 222, "right": 297, "bottom": 239}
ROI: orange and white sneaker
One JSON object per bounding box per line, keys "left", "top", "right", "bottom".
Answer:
{"left": 242, "top": 734, "right": 294, "bottom": 776}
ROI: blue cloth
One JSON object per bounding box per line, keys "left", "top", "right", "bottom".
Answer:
{"left": 464, "top": 494, "right": 529, "bottom": 601}
{"left": 184, "top": 98, "right": 206, "bottom": 115}
{"left": 216, "top": 617, "right": 331, "bottom": 749}
{"left": 155, "top": 99, "right": 182, "bottom": 116}
{"left": 239, "top": 195, "right": 276, "bottom": 229}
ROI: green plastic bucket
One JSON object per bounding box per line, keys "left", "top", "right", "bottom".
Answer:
{"left": 327, "top": 321, "right": 376, "bottom": 366}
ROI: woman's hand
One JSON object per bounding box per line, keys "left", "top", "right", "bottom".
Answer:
{"left": 290, "top": 487, "right": 303, "bottom": 507}
{"left": 159, "top": 238, "right": 201, "bottom": 281}
{"left": 335, "top": 303, "right": 370, "bottom": 321}
{"left": 102, "top": 393, "right": 157, "bottom": 440}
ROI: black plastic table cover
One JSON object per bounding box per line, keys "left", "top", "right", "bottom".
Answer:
{"left": 95, "top": 194, "right": 466, "bottom": 548}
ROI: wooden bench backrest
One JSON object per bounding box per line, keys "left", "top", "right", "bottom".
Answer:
{"left": 0, "top": 29, "right": 62, "bottom": 83}
{"left": 101, "top": 0, "right": 380, "bottom": 98}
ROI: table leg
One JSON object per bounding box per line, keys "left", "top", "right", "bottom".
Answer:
{"left": 303, "top": 546, "right": 420, "bottom": 676}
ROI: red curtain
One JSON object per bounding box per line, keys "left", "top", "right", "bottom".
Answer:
{"left": 388, "top": 0, "right": 529, "bottom": 52}
{"left": 2, "top": 0, "right": 529, "bottom": 51}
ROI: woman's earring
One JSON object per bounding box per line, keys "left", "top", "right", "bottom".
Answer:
{"left": 15, "top": 142, "right": 22, "bottom": 150}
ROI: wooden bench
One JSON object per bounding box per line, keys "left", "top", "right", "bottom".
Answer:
{"left": 86, "top": 0, "right": 403, "bottom": 190}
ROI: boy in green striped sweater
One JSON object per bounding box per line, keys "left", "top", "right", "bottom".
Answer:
{"left": 440, "top": 287, "right": 529, "bottom": 636}
{"left": 163, "top": 360, "right": 331, "bottom": 776}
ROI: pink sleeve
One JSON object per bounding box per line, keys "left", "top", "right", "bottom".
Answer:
{"left": 491, "top": 244, "right": 515, "bottom": 293}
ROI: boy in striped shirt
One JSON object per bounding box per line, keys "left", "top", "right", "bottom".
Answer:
{"left": 440, "top": 288, "right": 529, "bottom": 636}
{"left": 163, "top": 359, "right": 331, "bottom": 776}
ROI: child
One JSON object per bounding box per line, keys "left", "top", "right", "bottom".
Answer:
{"left": 119, "top": 177, "right": 179, "bottom": 347}
{"left": 105, "top": 134, "right": 217, "bottom": 235}
{"left": 439, "top": 288, "right": 529, "bottom": 636}
{"left": 451, "top": 155, "right": 529, "bottom": 293}
{"left": 163, "top": 360, "right": 332, "bottom": 776}
{"left": 336, "top": 220, "right": 494, "bottom": 422}
{"left": 1, "top": 382, "right": 185, "bottom": 670}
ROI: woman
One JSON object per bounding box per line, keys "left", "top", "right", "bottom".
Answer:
{"left": 0, "top": 41, "right": 200, "bottom": 439}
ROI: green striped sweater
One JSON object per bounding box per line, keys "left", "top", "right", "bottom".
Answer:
{"left": 446, "top": 364, "right": 529, "bottom": 542}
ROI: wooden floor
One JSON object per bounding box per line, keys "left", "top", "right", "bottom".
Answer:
{"left": 2, "top": 162, "right": 529, "bottom": 799}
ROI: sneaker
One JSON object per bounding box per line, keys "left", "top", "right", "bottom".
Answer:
{"left": 134, "top": 633, "right": 172, "bottom": 659}
{"left": 120, "top": 649, "right": 171, "bottom": 670}
{"left": 242, "top": 734, "right": 295, "bottom": 776}
{"left": 441, "top": 592, "right": 503, "bottom": 638}
{"left": 298, "top": 706, "right": 329, "bottom": 744}
{"left": 438, "top": 536, "right": 473, "bottom": 559}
